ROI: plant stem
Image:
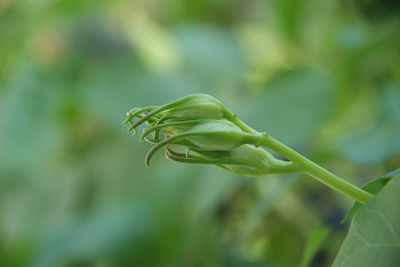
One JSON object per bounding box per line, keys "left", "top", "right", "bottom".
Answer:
{"left": 260, "top": 134, "right": 374, "bottom": 204}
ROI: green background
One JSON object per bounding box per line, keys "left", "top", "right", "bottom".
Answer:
{"left": 1, "top": 0, "right": 399, "bottom": 266}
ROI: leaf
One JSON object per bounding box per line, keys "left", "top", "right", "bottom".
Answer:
{"left": 339, "top": 87, "right": 400, "bottom": 165}
{"left": 176, "top": 25, "right": 246, "bottom": 90}
{"left": 299, "top": 227, "right": 331, "bottom": 267}
{"left": 342, "top": 168, "right": 400, "bottom": 223}
{"left": 333, "top": 172, "right": 400, "bottom": 267}
{"left": 30, "top": 202, "right": 157, "bottom": 267}
{"left": 241, "top": 175, "right": 298, "bottom": 237}
{"left": 223, "top": 250, "right": 272, "bottom": 267}
{"left": 245, "top": 69, "right": 333, "bottom": 147}
{"left": 381, "top": 168, "right": 400, "bottom": 179}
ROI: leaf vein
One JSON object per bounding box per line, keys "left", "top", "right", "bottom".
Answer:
{"left": 363, "top": 210, "right": 400, "bottom": 244}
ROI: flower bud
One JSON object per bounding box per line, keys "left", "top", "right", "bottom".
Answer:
{"left": 140, "top": 119, "right": 262, "bottom": 167}
{"left": 123, "top": 94, "right": 235, "bottom": 134}
{"left": 165, "top": 145, "right": 298, "bottom": 177}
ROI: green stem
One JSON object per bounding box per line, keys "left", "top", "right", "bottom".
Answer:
{"left": 231, "top": 115, "right": 258, "bottom": 134}
{"left": 259, "top": 134, "right": 374, "bottom": 204}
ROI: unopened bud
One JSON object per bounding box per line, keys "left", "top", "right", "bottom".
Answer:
{"left": 123, "top": 94, "right": 235, "bottom": 134}
{"left": 165, "top": 145, "right": 298, "bottom": 177}
{"left": 141, "top": 119, "right": 261, "bottom": 167}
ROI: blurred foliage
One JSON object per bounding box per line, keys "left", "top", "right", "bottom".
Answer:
{"left": 0, "top": 0, "right": 399, "bottom": 266}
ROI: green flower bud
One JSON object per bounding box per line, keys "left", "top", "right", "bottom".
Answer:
{"left": 140, "top": 119, "right": 262, "bottom": 167}
{"left": 165, "top": 145, "right": 299, "bottom": 177}
{"left": 123, "top": 95, "right": 374, "bottom": 205}
{"left": 123, "top": 94, "right": 235, "bottom": 134}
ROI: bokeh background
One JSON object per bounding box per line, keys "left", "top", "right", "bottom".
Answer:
{"left": 1, "top": 0, "right": 400, "bottom": 266}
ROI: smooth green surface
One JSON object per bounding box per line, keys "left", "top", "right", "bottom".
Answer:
{"left": 260, "top": 135, "right": 374, "bottom": 204}
{"left": 299, "top": 227, "right": 331, "bottom": 267}
{"left": 342, "top": 168, "right": 400, "bottom": 222}
{"left": 333, "top": 173, "right": 400, "bottom": 267}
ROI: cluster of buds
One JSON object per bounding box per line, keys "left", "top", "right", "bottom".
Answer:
{"left": 123, "top": 94, "right": 297, "bottom": 177}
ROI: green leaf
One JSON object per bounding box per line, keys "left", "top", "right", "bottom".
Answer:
{"left": 30, "top": 202, "right": 157, "bottom": 267}
{"left": 299, "top": 227, "right": 331, "bottom": 267}
{"left": 342, "top": 168, "right": 400, "bottom": 223}
{"left": 246, "top": 69, "right": 333, "bottom": 147}
{"left": 333, "top": 172, "right": 400, "bottom": 267}
{"left": 339, "top": 87, "right": 400, "bottom": 165}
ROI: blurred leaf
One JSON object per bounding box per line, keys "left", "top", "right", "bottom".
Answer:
{"left": 245, "top": 68, "right": 333, "bottom": 147}
{"left": 242, "top": 175, "right": 298, "bottom": 237}
{"left": 339, "top": 126, "right": 400, "bottom": 165}
{"left": 176, "top": 25, "right": 246, "bottom": 92}
{"left": 223, "top": 251, "right": 272, "bottom": 267}
{"left": 189, "top": 167, "right": 243, "bottom": 219}
{"left": 275, "top": 0, "right": 311, "bottom": 41}
{"left": 333, "top": 173, "right": 400, "bottom": 267}
{"left": 339, "top": 86, "right": 400, "bottom": 165}
{"left": 0, "top": 64, "right": 61, "bottom": 173}
{"left": 299, "top": 227, "right": 331, "bottom": 267}
{"left": 341, "top": 168, "right": 400, "bottom": 223}
{"left": 80, "top": 65, "right": 197, "bottom": 129}
{"left": 30, "top": 201, "right": 156, "bottom": 267}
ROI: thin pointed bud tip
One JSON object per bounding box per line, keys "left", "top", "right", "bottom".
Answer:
{"left": 123, "top": 116, "right": 131, "bottom": 125}
{"left": 144, "top": 133, "right": 192, "bottom": 168}
{"left": 139, "top": 128, "right": 146, "bottom": 142}
{"left": 126, "top": 106, "right": 158, "bottom": 129}
{"left": 123, "top": 108, "right": 139, "bottom": 124}
{"left": 165, "top": 153, "right": 178, "bottom": 162}
{"left": 144, "top": 136, "right": 161, "bottom": 144}
{"left": 145, "top": 153, "right": 151, "bottom": 167}
{"left": 165, "top": 147, "right": 187, "bottom": 158}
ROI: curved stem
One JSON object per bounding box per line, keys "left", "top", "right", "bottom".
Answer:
{"left": 259, "top": 134, "right": 374, "bottom": 204}
{"left": 230, "top": 116, "right": 259, "bottom": 134}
